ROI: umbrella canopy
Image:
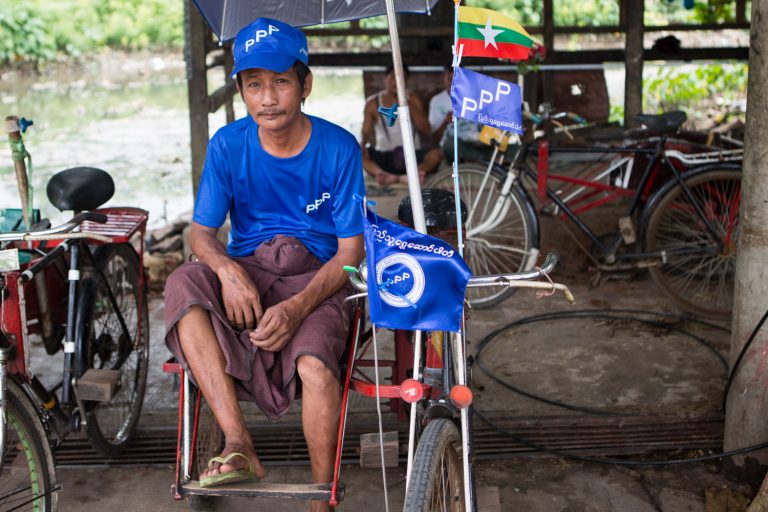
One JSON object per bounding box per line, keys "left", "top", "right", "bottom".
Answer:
{"left": 193, "top": 0, "right": 438, "bottom": 41}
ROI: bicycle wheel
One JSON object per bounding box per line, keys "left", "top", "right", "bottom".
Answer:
{"left": 76, "top": 243, "right": 149, "bottom": 457}
{"left": 644, "top": 167, "right": 741, "bottom": 318}
{"left": 403, "top": 418, "right": 464, "bottom": 512}
{"left": 426, "top": 162, "right": 539, "bottom": 308}
{"left": 188, "top": 389, "right": 223, "bottom": 511}
{"left": 0, "top": 379, "right": 58, "bottom": 512}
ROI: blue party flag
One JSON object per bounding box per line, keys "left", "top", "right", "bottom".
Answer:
{"left": 450, "top": 67, "right": 523, "bottom": 134}
{"left": 362, "top": 207, "right": 471, "bottom": 332}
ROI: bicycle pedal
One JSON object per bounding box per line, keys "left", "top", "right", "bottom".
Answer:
{"left": 77, "top": 369, "right": 121, "bottom": 401}
{"left": 618, "top": 216, "right": 636, "bottom": 244}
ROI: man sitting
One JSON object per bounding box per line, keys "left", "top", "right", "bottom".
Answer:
{"left": 429, "top": 66, "right": 488, "bottom": 164}
{"left": 361, "top": 64, "right": 442, "bottom": 186}
{"left": 164, "top": 17, "right": 364, "bottom": 512}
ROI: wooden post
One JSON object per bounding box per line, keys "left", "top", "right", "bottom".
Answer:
{"left": 224, "top": 46, "right": 235, "bottom": 124}
{"left": 541, "top": 0, "right": 555, "bottom": 109}
{"left": 623, "top": 0, "right": 644, "bottom": 128}
{"left": 724, "top": 0, "right": 768, "bottom": 467}
{"left": 185, "top": 0, "right": 210, "bottom": 199}
{"left": 736, "top": 0, "right": 747, "bottom": 24}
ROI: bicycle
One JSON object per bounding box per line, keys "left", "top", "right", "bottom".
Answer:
{"left": 427, "top": 110, "right": 742, "bottom": 317}
{"left": 164, "top": 187, "right": 573, "bottom": 511}
{"left": 0, "top": 116, "right": 150, "bottom": 511}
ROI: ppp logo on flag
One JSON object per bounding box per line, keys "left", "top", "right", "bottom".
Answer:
{"left": 450, "top": 67, "right": 523, "bottom": 135}
{"left": 362, "top": 207, "right": 471, "bottom": 332}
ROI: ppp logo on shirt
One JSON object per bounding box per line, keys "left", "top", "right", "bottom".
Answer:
{"left": 306, "top": 192, "right": 331, "bottom": 213}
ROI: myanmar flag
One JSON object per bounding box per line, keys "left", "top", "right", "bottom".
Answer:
{"left": 457, "top": 6, "right": 534, "bottom": 61}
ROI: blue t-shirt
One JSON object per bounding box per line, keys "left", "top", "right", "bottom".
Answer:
{"left": 193, "top": 115, "right": 365, "bottom": 262}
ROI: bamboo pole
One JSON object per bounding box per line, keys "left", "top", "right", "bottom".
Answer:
{"left": 5, "top": 116, "right": 30, "bottom": 230}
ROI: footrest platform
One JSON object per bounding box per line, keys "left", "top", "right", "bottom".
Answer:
{"left": 175, "top": 481, "right": 345, "bottom": 502}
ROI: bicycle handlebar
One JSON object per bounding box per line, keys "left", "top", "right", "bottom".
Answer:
{"left": 0, "top": 211, "right": 108, "bottom": 243}
{"left": 348, "top": 251, "right": 574, "bottom": 304}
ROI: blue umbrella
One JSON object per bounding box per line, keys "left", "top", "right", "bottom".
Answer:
{"left": 192, "top": 0, "right": 438, "bottom": 41}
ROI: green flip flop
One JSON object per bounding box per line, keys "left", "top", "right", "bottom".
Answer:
{"left": 199, "top": 452, "right": 259, "bottom": 488}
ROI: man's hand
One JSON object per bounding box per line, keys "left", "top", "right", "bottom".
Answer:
{"left": 249, "top": 300, "right": 304, "bottom": 352}
{"left": 188, "top": 222, "right": 263, "bottom": 331}
{"left": 219, "top": 262, "right": 263, "bottom": 331}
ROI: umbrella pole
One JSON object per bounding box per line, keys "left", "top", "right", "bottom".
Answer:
{"left": 382, "top": 1, "right": 427, "bottom": 500}
{"left": 383, "top": 1, "right": 426, "bottom": 235}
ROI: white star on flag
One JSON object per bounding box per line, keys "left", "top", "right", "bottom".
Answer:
{"left": 476, "top": 18, "right": 503, "bottom": 50}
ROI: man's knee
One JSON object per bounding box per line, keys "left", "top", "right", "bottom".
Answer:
{"left": 165, "top": 262, "right": 216, "bottom": 294}
{"left": 297, "top": 355, "right": 338, "bottom": 390}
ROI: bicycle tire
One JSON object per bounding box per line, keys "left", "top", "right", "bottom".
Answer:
{"left": 403, "top": 418, "right": 465, "bottom": 512}
{"left": 425, "top": 162, "right": 539, "bottom": 308}
{"left": 644, "top": 167, "right": 741, "bottom": 318}
{"left": 0, "top": 379, "right": 59, "bottom": 512}
{"left": 76, "top": 243, "right": 149, "bottom": 457}
{"left": 188, "top": 389, "right": 223, "bottom": 511}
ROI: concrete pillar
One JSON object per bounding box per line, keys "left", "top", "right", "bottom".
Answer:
{"left": 623, "top": 0, "right": 644, "bottom": 129}
{"left": 724, "top": 0, "right": 768, "bottom": 466}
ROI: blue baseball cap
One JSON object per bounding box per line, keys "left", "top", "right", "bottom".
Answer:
{"left": 231, "top": 18, "right": 309, "bottom": 78}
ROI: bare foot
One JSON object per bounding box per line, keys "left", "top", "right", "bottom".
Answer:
{"left": 200, "top": 442, "right": 267, "bottom": 481}
{"left": 376, "top": 171, "right": 399, "bottom": 186}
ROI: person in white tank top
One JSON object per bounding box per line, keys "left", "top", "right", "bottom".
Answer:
{"left": 361, "top": 65, "right": 442, "bottom": 186}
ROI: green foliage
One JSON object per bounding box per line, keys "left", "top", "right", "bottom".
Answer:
{"left": 0, "top": 0, "right": 183, "bottom": 66}
{"left": 644, "top": 63, "right": 748, "bottom": 113}
{"left": 465, "top": 0, "right": 544, "bottom": 25}
{"left": 0, "top": 7, "right": 56, "bottom": 66}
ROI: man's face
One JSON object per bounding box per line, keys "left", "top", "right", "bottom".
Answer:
{"left": 239, "top": 66, "right": 312, "bottom": 132}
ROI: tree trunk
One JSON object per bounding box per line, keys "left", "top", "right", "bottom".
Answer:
{"left": 724, "top": 0, "right": 768, "bottom": 468}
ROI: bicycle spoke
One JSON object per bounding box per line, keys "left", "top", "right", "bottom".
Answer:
{"left": 646, "top": 169, "right": 739, "bottom": 317}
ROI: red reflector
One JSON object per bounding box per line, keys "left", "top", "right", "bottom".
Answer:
{"left": 449, "top": 385, "right": 473, "bottom": 409}
{"left": 400, "top": 379, "right": 424, "bottom": 403}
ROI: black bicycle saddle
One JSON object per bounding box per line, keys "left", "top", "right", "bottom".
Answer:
{"left": 634, "top": 110, "right": 687, "bottom": 133}
{"left": 398, "top": 188, "right": 467, "bottom": 230}
{"left": 46, "top": 167, "right": 115, "bottom": 212}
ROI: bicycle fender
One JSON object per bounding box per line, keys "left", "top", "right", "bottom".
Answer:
{"left": 638, "top": 162, "right": 741, "bottom": 244}
{"left": 73, "top": 274, "right": 99, "bottom": 378}
{"left": 478, "top": 160, "right": 541, "bottom": 250}
{"left": 513, "top": 179, "right": 541, "bottom": 250}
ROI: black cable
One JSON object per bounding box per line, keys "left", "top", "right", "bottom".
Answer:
{"left": 473, "top": 407, "right": 768, "bottom": 466}
{"left": 721, "top": 307, "right": 768, "bottom": 411}
{"left": 474, "top": 309, "right": 728, "bottom": 416}
{"left": 471, "top": 307, "right": 768, "bottom": 466}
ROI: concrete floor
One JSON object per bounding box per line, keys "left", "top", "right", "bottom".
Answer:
{"left": 41, "top": 182, "right": 759, "bottom": 511}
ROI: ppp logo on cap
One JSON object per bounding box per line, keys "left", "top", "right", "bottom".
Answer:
{"left": 244, "top": 24, "right": 280, "bottom": 53}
